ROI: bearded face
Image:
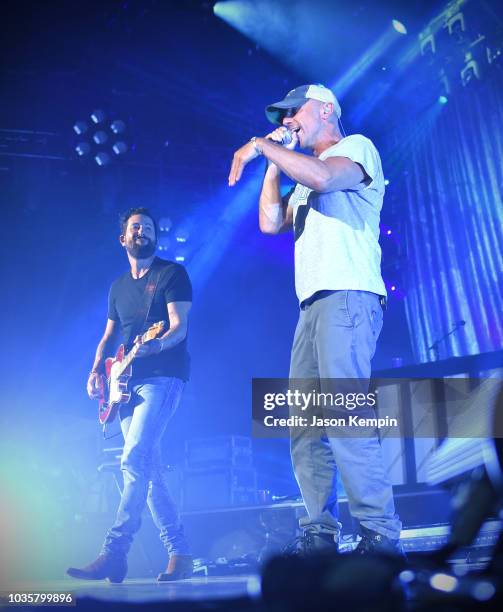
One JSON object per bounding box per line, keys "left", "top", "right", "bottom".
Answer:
{"left": 125, "top": 234, "right": 156, "bottom": 258}
{"left": 123, "top": 214, "right": 157, "bottom": 259}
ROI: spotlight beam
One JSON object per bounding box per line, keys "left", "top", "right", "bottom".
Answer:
{"left": 332, "top": 21, "right": 408, "bottom": 99}
{"left": 187, "top": 172, "right": 263, "bottom": 290}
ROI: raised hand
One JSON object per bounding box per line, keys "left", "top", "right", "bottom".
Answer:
{"left": 228, "top": 140, "right": 261, "bottom": 187}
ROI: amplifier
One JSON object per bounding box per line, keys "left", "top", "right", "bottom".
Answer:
{"left": 185, "top": 435, "right": 253, "bottom": 469}
{"left": 182, "top": 466, "right": 258, "bottom": 511}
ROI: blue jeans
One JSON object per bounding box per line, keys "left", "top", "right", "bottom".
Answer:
{"left": 289, "top": 290, "right": 402, "bottom": 540}
{"left": 102, "top": 377, "right": 189, "bottom": 557}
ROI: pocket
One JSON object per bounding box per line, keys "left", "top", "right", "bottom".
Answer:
{"left": 344, "top": 290, "right": 362, "bottom": 328}
{"left": 370, "top": 302, "right": 383, "bottom": 338}
{"left": 317, "top": 291, "right": 355, "bottom": 328}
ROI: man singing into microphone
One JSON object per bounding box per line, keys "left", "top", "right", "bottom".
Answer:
{"left": 229, "top": 84, "right": 402, "bottom": 554}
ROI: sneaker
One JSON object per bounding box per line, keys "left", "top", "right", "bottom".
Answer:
{"left": 354, "top": 526, "right": 405, "bottom": 557}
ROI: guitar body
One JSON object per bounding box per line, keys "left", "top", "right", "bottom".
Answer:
{"left": 97, "top": 321, "right": 166, "bottom": 425}
{"left": 98, "top": 344, "right": 132, "bottom": 425}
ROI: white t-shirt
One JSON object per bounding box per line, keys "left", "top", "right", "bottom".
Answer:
{"left": 289, "top": 134, "right": 387, "bottom": 303}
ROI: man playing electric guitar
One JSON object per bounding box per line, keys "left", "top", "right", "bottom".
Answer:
{"left": 67, "top": 207, "right": 193, "bottom": 583}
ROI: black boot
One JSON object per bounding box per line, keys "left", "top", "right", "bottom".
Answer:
{"left": 354, "top": 526, "right": 405, "bottom": 557}
{"left": 66, "top": 554, "right": 128, "bottom": 583}
{"left": 284, "top": 530, "right": 339, "bottom": 556}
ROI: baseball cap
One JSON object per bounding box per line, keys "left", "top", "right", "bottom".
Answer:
{"left": 265, "top": 84, "right": 342, "bottom": 125}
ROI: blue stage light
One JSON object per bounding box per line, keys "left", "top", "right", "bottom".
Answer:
{"left": 73, "top": 121, "right": 88, "bottom": 135}
{"left": 75, "top": 142, "right": 91, "bottom": 156}
{"left": 157, "top": 236, "right": 171, "bottom": 252}
{"left": 93, "top": 131, "right": 108, "bottom": 145}
{"left": 112, "top": 141, "right": 128, "bottom": 155}
{"left": 384, "top": 179, "right": 390, "bottom": 186}
{"left": 110, "top": 120, "right": 126, "bottom": 135}
{"left": 90, "top": 109, "right": 106, "bottom": 124}
{"left": 94, "top": 152, "right": 111, "bottom": 166}
{"left": 438, "top": 95, "right": 449, "bottom": 105}
{"left": 159, "top": 217, "right": 173, "bottom": 233}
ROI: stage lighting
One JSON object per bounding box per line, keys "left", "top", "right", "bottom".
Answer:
{"left": 438, "top": 95, "right": 449, "bottom": 104}
{"left": 90, "top": 109, "right": 106, "bottom": 124}
{"left": 93, "top": 131, "right": 108, "bottom": 145}
{"left": 73, "top": 121, "right": 88, "bottom": 135}
{"left": 386, "top": 229, "right": 392, "bottom": 235}
{"left": 112, "top": 141, "right": 128, "bottom": 155}
{"left": 447, "top": 11, "right": 465, "bottom": 41}
{"left": 392, "top": 20, "right": 407, "bottom": 35}
{"left": 487, "top": 44, "right": 502, "bottom": 65}
{"left": 460, "top": 51, "right": 480, "bottom": 85}
{"left": 174, "top": 243, "right": 189, "bottom": 262}
{"left": 75, "top": 142, "right": 91, "bottom": 156}
{"left": 157, "top": 235, "right": 171, "bottom": 252}
{"left": 419, "top": 29, "right": 436, "bottom": 56}
{"left": 159, "top": 217, "right": 173, "bottom": 232}
{"left": 72, "top": 109, "right": 130, "bottom": 167}
{"left": 175, "top": 225, "right": 191, "bottom": 242}
{"left": 439, "top": 67, "right": 451, "bottom": 98}
{"left": 94, "top": 152, "right": 111, "bottom": 166}
{"left": 391, "top": 285, "right": 396, "bottom": 291}
{"left": 384, "top": 179, "right": 390, "bottom": 186}
{"left": 110, "top": 120, "right": 126, "bottom": 134}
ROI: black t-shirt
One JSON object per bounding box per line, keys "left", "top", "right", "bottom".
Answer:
{"left": 108, "top": 258, "right": 192, "bottom": 382}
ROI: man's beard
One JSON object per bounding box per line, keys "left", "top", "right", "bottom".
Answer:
{"left": 126, "top": 238, "right": 157, "bottom": 259}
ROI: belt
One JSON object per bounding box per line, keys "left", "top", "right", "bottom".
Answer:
{"left": 300, "top": 290, "right": 337, "bottom": 310}
{"left": 300, "top": 290, "right": 387, "bottom": 311}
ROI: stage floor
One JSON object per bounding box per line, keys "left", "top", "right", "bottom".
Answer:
{"left": 4, "top": 575, "right": 260, "bottom": 605}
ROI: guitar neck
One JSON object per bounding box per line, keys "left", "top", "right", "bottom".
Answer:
{"left": 118, "top": 346, "right": 137, "bottom": 375}
{"left": 115, "top": 324, "right": 163, "bottom": 377}
{"left": 111, "top": 321, "right": 165, "bottom": 376}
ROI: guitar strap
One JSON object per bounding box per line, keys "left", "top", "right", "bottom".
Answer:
{"left": 125, "top": 262, "right": 163, "bottom": 350}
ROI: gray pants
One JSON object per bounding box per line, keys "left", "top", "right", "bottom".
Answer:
{"left": 289, "top": 290, "right": 402, "bottom": 539}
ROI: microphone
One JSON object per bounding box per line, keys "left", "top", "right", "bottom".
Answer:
{"left": 266, "top": 127, "right": 297, "bottom": 146}
{"left": 428, "top": 320, "right": 467, "bottom": 359}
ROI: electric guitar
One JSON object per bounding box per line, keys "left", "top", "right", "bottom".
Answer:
{"left": 97, "top": 321, "right": 166, "bottom": 425}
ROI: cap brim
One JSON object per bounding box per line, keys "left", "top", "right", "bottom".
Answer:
{"left": 265, "top": 96, "right": 307, "bottom": 125}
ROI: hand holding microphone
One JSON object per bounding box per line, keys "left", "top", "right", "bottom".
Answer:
{"left": 228, "top": 125, "right": 299, "bottom": 187}
{"left": 265, "top": 126, "right": 299, "bottom": 150}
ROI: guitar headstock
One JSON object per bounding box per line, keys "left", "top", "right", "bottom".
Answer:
{"left": 143, "top": 321, "right": 166, "bottom": 341}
